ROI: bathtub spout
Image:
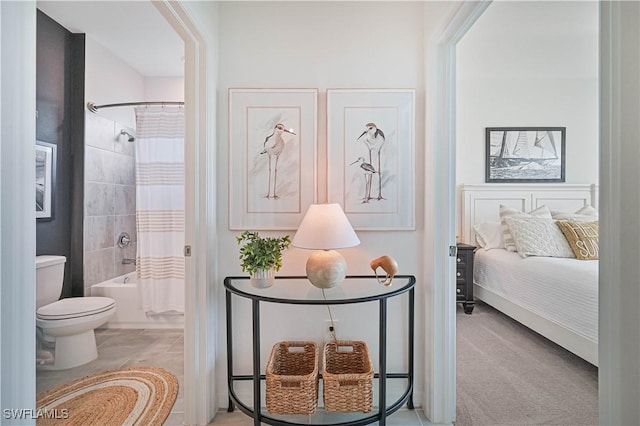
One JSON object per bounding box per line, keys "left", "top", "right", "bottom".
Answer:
{"left": 122, "top": 258, "right": 136, "bottom": 265}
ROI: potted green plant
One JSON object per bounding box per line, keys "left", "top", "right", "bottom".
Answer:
{"left": 236, "top": 231, "right": 291, "bottom": 288}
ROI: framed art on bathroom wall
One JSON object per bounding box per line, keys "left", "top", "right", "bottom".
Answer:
{"left": 228, "top": 88, "right": 318, "bottom": 230}
{"left": 36, "top": 140, "right": 56, "bottom": 221}
{"left": 327, "top": 89, "right": 415, "bottom": 230}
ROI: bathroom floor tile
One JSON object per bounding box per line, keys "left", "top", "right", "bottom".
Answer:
{"left": 95, "top": 328, "right": 141, "bottom": 346}
{"left": 167, "top": 335, "right": 184, "bottom": 353}
{"left": 122, "top": 351, "right": 184, "bottom": 375}
{"left": 98, "top": 330, "right": 178, "bottom": 354}
{"left": 163, "top": 411, "right": 185, "bottom": 426}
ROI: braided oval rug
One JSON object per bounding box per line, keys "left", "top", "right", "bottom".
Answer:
{"left": 36, "top": 366, "right": 178, "bottom": 426}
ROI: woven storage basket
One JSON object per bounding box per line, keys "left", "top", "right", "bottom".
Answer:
{"left": 266, "top": 341, "right": 319, "bottom": 415}
{"left": 322, "top": 340, "right": 374, "bottom": 413}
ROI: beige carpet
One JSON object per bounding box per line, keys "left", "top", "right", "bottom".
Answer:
{"left": 456, "top": 301, "right": 598, "bottom": 425}
{"left": 36, "top": 366, "right": 178, "bottom": 426}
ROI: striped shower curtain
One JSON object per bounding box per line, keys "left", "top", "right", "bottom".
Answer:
{"left": 135, "top": 108, "right": 185, "bottom": 313}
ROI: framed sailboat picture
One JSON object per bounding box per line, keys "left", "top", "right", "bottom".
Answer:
{"left": 486, "top": 127, "right": 566, "bottom": 183}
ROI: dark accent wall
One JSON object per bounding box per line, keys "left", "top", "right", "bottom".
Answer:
{"left": 36, "top": 10, "right": 85, "bottom": 297}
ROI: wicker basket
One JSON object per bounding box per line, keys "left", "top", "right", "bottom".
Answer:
{"left": 322, "top": 340, "right": 374, "bottom": 413}
{"left": 266, "top": 341, "right": 319, "bottom": 415}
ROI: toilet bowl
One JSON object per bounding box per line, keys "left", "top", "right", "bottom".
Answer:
{"left": 36, "top": 256, "right": 117, "bottom": 370}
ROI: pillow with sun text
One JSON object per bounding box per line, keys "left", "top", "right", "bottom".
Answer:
{"left": 556, "top": 220, "right": 599, "bottom": 260}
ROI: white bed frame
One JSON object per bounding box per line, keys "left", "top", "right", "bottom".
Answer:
{"left": 460, "top": 183, "right": 599, "bottom": 366}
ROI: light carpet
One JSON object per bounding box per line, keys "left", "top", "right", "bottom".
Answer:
{"left": 456, "top": 301, "right": 598, "bottom": 425}
{"left": 36, "top": 366, "right": 178, "bottom": 426}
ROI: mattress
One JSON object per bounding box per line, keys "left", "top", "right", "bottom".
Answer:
{"left": 474, "top": 249, "right": 598, "bottom": 343}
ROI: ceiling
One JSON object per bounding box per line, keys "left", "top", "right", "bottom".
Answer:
{"left": 37, "top": 1, "right": 184, "bottom": 77}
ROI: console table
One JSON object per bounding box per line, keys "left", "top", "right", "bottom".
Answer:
{"left": 224, "top": 275, "right": 416, "bottom": 426}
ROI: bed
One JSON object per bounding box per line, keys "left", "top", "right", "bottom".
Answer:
{"left": 460, "top": 184, "right": 599, "bottom": 366}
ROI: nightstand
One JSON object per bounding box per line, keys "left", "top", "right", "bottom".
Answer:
{"left": 456, "top": 243, "right": 475, "bottom": 314}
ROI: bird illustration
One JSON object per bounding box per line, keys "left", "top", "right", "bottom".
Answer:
{"left": 350, "top": 156, "right": 377, "bottom": 203}
{"left": 357, "top": 123, "right": 386, "bottom": 200}
{"left": 260, "top": 123, "right": 296, "bottom": 199}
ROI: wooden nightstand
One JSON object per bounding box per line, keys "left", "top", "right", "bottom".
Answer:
{"left": 456, "top": 243, "right": 476, "bottom": 314}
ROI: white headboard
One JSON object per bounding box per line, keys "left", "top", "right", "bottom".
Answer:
{"left": 461, "top": 184, "right": 599, "bottom": 245}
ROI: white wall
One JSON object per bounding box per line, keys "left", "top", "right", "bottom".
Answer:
{"left": 144, "top": 77, "right": 184, "bottom": 101}
{"left": 85, "top": 36, "right": 145, "bottom": 128}
{"left": 455, "top": 1, "right": 599, "bottom": 235}
{"left": 85, "top": 40, "right": 184, "bottom": 128}
{"left": 217, "top": 0, "right": 432, "bottom": 408}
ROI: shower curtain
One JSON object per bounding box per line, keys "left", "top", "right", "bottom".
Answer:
{"left": 135, "top": 107, "right": 185, "bottom": 313}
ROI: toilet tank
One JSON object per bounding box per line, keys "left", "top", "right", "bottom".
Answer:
{"left": 36, "top": 255, "right": 66, "bottom": 309}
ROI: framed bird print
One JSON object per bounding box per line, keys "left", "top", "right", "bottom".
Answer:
{"left": 229, "top": 88, "right": 317, "bottom": 230}
{"left": 327, "top": 89, "right": 415, "bottom": 230}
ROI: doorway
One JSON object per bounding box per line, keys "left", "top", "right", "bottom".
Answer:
{"left": 452, "top": 1, "right": 599, "bottom": 424}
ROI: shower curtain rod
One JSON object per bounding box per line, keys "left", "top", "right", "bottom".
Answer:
{"left": 86, "top": 101, "right": 184, "bottom": 113}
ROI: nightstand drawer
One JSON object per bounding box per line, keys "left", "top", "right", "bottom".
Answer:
{"left": 456, "top": 253, "right": 472, "bottom": 268}
{"left": 456, "top": 285, "right": 465, "bottom": 300}
{"left": 455, "top": 243, "right": 476, "bottom": 314}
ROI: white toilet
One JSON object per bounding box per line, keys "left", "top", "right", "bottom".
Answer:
{"left": 36, "top": 255, "right": 116, "bottom": 370}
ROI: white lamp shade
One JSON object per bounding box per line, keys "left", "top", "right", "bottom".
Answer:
{"left": 292, "top": 203, "right": 360, "bottom": 250}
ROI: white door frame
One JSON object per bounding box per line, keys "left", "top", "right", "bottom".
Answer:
{"left": 0, "top": 0, "right": 38, "bottom": 417}
{"left": 153, "top": 2, "right": 217, "bottom": 425}
{"left": 599, "top": 1, "right": 640, "bottom": 424}
{"left": 425, "top": 1, "right": 491, "bottom": 423}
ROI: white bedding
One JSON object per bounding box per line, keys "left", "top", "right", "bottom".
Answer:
{"left": 474, "top": 249, "right": 598, "bottom": 343}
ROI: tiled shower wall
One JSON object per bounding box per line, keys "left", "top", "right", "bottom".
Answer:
{"left": 83, "top": 112, "right": 137, "bottom": 295}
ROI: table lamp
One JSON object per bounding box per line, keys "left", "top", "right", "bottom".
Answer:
{"left": 292, "top": 203, "right": 360, "bottom": 289}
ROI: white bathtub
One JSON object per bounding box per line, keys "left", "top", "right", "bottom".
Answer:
{"left": 91, "top": 272, "right": 184, "bottom": 329}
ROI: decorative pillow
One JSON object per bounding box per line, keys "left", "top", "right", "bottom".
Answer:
{"left": 473, "top": 221, "right": 503, "bottom": 250}
{"left": 556, "top": 220, "right": 599, "bottom": 260}
{"left": 499, "top": 205, "right": 552, "bottom": 252}
{"left": 575, "top": 205, "right": 598, "bottom": 216}
{"left": 551, "top": 205, "right": 598, "bottom": 222}
{"left": 504, "top": 216, "right": 575, "bottom": 258}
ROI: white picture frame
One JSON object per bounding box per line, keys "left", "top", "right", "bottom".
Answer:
{"left": 327, "top": 89, "right": 415, "bottom": 230}
{"left": 36, "top": 140, "right": 56, "bottom": 220}
{"left": 229, "top": 88, "right": 317, "bottom": 230}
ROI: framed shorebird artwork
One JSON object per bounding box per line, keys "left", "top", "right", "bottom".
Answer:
{"left": 229, "top": 89, "right": 317, "bottom": 230}
{"left": 486, "top": 127, "right": 566, "bottom": 183}
{"left": 327, "top": 89, "right": 415, "bottom": 230}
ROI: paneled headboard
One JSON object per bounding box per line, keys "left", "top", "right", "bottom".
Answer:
{"left": 460, "top": 184, "right": 599, "bottom": 245}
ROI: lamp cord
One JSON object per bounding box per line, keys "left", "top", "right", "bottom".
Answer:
{"left": 321, "top": 289, "right": 338, "bottom": 342}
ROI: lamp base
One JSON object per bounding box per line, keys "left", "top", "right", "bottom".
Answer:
{"left": 305, "top": 250, "right": 347, "bottom": 289}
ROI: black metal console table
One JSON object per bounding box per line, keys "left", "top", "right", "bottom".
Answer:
{"left": 224, "top": 275, "right": 416, "bottom": 426}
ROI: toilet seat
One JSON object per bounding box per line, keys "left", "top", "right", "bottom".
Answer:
{"left": 37, "top": 297, "right": 115, "bottom": 320}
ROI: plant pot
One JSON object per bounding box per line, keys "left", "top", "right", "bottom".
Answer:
{"left": 250, "top": 269, "right": 275, "bottom": 289}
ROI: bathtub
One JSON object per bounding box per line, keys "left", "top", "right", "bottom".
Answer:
{"left": 91, "top": 272, "right": 184, "bottom": 329}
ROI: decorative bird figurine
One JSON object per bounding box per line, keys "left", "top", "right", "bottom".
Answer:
{"left": 370, "top": 255, "right": 399, "bottom": 286}
{"left": 357, "top": 123, "right": 386, "bottom": 200}
{"left": 350, "top": 156, "right": 377, "bottom": 203}
{"left": 260, "top": 123, "right": 295, "bottom": 199}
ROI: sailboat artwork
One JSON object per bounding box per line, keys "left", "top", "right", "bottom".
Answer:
{"left": 486, "top": 127, "right": 566, "bottom": 182}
